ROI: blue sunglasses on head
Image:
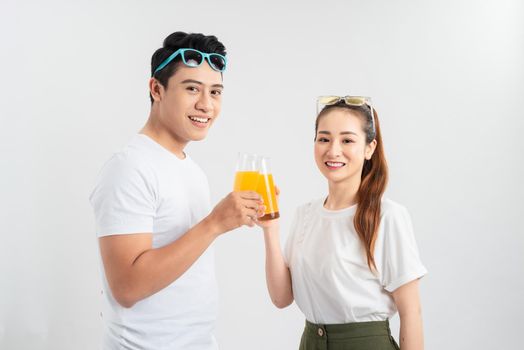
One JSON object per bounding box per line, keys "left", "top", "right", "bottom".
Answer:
{"left": 153, "top": 48, "right": 227, "bottom": 74}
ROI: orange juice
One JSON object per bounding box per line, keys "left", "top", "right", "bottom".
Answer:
{"left": 233, "top": 171, "right": 260, "bottom": 191}
{"left": 257, "top": 173, "right": 279, "bottom": 220}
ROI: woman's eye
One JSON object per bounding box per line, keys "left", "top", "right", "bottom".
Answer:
{"left": 342, "top": 139, "right": 354, "bottom": 144}
{"left": 318, "top": 138, "right": 329, "bottom": 142}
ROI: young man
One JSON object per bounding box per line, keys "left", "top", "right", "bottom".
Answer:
{"left": 90, "top": 31, "right": 262, "bottom": 349}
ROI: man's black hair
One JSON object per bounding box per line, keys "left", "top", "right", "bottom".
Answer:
{"left": 149, "top": 31, "right": 227, "bottom": 103}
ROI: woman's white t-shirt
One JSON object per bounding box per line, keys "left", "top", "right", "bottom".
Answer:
{"left": 285, "top": 197, "right": 427, "bottom": 324}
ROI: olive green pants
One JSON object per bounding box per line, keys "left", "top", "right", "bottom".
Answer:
{"left": 299, "top": 319, "right": 400, "bottom": 350}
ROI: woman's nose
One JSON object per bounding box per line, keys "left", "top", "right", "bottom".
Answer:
{"left": 327, "top": 142, "right": 341, "bottom": 158}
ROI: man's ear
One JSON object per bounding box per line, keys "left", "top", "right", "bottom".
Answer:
{"left": 149, "top": 78, "right": 163, "bottom": 102}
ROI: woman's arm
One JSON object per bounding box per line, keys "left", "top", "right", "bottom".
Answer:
{"left": 261, "top": 222, "right": 294, "bottom": 308}
{"left": 391, "top": 279, "right": 424, "bottom": 350}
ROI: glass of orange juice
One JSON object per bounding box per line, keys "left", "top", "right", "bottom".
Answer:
{"left": 257, "top": 156, "right": 279, "bottom": 220}
{"left": 233, "top": 153, "right": 260, "bottom": 191}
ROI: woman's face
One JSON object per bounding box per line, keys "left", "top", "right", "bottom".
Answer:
{"left": 314, "top": 108, "right": 376, "bottom": 184}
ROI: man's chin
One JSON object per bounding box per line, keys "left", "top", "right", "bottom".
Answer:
{"left": 190, "top": 131, "right": 209, "bottom": 141}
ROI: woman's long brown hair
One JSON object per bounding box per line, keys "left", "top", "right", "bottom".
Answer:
{"left": 315, "top": 102, "right": 388, "bottom": 271}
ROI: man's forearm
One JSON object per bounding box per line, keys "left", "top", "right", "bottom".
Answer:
{"left": 117, "top": 217, "right": 219, "bottom": 307}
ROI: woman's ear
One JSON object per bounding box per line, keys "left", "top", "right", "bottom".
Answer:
{"left": 365, "top": 139, "right": 377, "bottom": 160}
{"left": 149, "top": 78, "right": 163, "bottom": 102}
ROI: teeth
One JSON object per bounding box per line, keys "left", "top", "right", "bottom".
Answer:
{"left": 326, "top": 162, "right": 344, "bottom": 167}
{"left": 189, "top": 116, "right": 209, "bottom": 123}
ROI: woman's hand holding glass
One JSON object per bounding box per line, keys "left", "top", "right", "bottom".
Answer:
{"left": 233, "top": 153, "right": 280, "bottom": 226}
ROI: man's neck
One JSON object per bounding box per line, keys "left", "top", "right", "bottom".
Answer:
{"left": 140, "top": 114, "right": 187, "bottom": 159}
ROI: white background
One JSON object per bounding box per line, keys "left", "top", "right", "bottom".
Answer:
{"left": 1, "top": 0, "right": 523, "bottom": 349}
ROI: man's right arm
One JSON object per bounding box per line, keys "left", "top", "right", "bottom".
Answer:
{"left": 99, "top": 191, "right": 262, "bottom": 308}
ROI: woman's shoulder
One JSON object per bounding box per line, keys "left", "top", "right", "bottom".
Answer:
{"left": 297, "top": 197, "right": 323, "bottom": 209}
{"left": 295, "top": 197, "right": 324, "bottom": 215}
{"left": 380, "top": 197, "right": 410, "bottom": 220}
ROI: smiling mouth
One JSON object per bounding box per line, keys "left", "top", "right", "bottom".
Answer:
{"left": 325, "top": 161, "right": 346, "bottom": 169}
{"left": 188, "top": 116, "right": 211, "bottom": 124}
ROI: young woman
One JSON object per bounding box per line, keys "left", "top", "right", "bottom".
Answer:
{"left": 259, "top": 96, "right": 427, "bottom": 350}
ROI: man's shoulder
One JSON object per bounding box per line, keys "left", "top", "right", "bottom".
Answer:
{"left": 97, "top": 138, "right": 157, "bottom": 183}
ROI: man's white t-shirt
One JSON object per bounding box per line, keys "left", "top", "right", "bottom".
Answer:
{"left": 90, "top": 134, "right": 218, "bottom": 350}
{"left": 285, "top": 197, "right": 427, "bottom": 325}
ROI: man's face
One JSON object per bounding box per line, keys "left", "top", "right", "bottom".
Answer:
{"left": 151, "top": 62, "right": 224, "bottom": 143}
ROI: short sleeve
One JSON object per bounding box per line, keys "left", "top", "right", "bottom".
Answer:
{"left": 89, "top": 153, "right": 156, "bottom": 237}
{"left": 375, "top": 205, "right": 427, "bottom": 292}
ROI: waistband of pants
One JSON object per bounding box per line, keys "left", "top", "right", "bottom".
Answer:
{"left": 304, "top": 319, "right": 391, "bottom": 340}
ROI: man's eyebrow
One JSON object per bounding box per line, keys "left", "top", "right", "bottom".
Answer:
{"left": 180, "top": 79, "right": 224, "bottom": 89}
{"left": 181, "top": 79, "right": 202, "bottom": 85}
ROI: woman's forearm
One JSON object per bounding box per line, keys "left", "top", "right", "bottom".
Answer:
{"left": 263, "top": 225, "right": 293, "bottom": 308}
{"left": 398, "top": 311, "right": 424, "bottom": 350}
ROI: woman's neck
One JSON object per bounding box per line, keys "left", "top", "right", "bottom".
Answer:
{"left": 324, "top": 176, "right": 361, "bottom": 210}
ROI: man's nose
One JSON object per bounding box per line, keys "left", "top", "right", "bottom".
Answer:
{"left": 195, "top": 93, "right": 213, "bottom": 113}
